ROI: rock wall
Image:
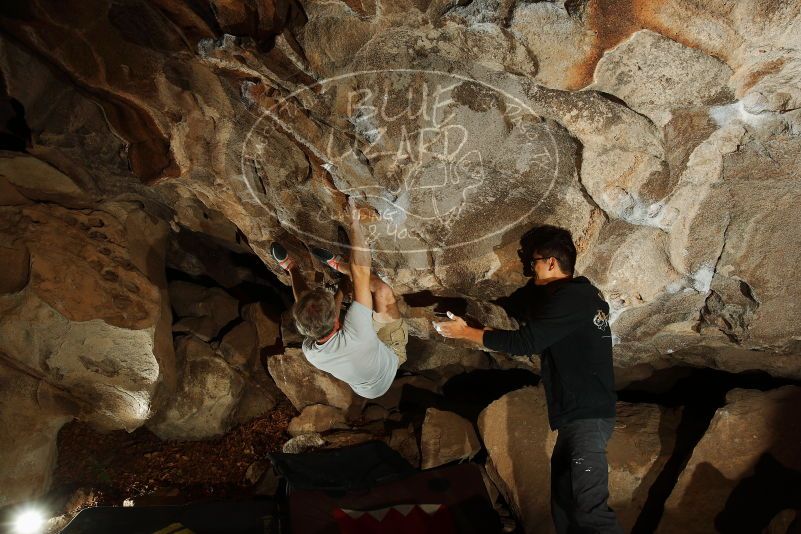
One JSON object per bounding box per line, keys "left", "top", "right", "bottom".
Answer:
{"left": 0, "top": 362, "right": 73, "bottom": 508}
{"left": 3, "top": 0, "right": 799, "bottom": 381}
{"left": 1, "top": 0, "right": 801, "bottom": 519}
{"left": 0, "top": 181, "right": 176, "bottom": 504}
{"left": 0, "top": 194, "right": 174, "bottom": 433}
{"left": 658, "top": 386, "right": 801, "bottom": 534}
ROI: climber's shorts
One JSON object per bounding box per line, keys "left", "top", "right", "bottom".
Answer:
{"left": 373, "top": 314, "right": 408, "bottom": 366}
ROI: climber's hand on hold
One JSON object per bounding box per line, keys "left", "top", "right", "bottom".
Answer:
{"left": 342, "top": 196, "right": 372, "bottom": 307}
{"left": 342, "top": 196, "right": 359, "bottom": 226}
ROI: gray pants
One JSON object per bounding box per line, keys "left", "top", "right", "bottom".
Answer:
{"left": 551, "top": 418, "right": 623, "bottom": 534}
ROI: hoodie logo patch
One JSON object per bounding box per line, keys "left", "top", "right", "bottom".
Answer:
{"left": 593, "top": 310, "right": 609, "bottom": 331}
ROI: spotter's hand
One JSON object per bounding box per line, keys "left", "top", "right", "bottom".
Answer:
{"left": 333, "top": 196, "right": 361, "bottom": 226}
{"left": 433, "top": 312, "right": 469, "bottom": 339}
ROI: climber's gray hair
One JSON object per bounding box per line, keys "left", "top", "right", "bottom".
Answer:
{"left": 293, "top": 288, "right": 338, "bottom": 340}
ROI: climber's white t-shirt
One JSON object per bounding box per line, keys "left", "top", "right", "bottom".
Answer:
{"left": 301, "top": 301, "right": 399, "bottom": 399}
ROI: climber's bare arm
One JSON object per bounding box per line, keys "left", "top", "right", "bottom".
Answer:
{"left": 347, "top": 198, "right": 373, "bottom": 310}
{"left": 288, "top": 265, "right": 309, "bottom": 302}
{"left": 334, "top": 276, "right": 350, "bottom": 310}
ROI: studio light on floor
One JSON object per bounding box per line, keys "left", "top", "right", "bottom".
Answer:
{"left": 13, "top": 508, "right": 44, "bottom": 534}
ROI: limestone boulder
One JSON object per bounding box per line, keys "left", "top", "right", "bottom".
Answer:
{"left": 578, "top": 220, "right": 685, "bottom": 327}
{"left": 0, "top": 203, "right": 173, "bottom": 432}
{"left": 369, "top": 374, "right": 442, "bottom": 412}
{"left": 242, "top": 301, "right": 281, "bottom": 349}
{"left": 362, "top": 404, "right": 390, "bottom": 422}
{"left": 0, "top": 37, "right": 136, "bottom": 193}
{"left": 607, "top": 402, "right": 682, "bottom": 532}
{"left": 420, "top": 408, "right": 481, "bottom": 470}
{"left": 404, "top": 337, "right": 491, "bottom": 374}
{"left": 387, "top": 424, "right": 421, "bottom": 468}
{"left": 705, "top": 137, "right": 801, "bottom": 349}
{"left": 280, "top": 310, "right": 304, "bottom": 347}
{"left": 19, "top": 204, "right": 163, "bottom": 328}
{"left": 465, "top": 299, "right": 521, "bottom": 331}
{"left": 267, "top": 348, "right": 360, "bottom": 413}
{"left": 0, "top": 151, "right": 86, "bottom": 205}
{"left": 123, "top": 208, "right": 177, "bottom": 415}
{"left": 590, "top": 30, "right": 734, "bottom": 126}
{"left": 506, "top": 2, "right": 595, "bottom": 90}
{"left": 478, "top": 386, "right": 555, "bottom": 533}
{"left": 618, "top": 134, "right": 801, "bottom": 379}
{"left": 231, "top": 372, "right": 282, "bottom": 426}
{"left": 0, "top": 363, "right": 74, "bottom": 507}
{"left": 219, "top": 320, "right": 259, "bottom": 369}
{"left": 608, "top": 289, "right": 708, "bottom": 371}
{"left": 0, "top": 0, "right": 799, "bottom": 391}
{"left": 1, "top": 2, "right": 801, "bottom": 509}
{"left": 283, "top": 433, "right": 326, "bottom": 454}
{"left": 240, "top": 36, "right": 605, "bottom": 298}
{"left": 0, "top": 239, "right": 29, "bottom": 294}
{"left": 661, "top": 123, "right": 745, "bottom": 278}
{"left": 298, "top": 0, "right": 377, "bottom": 78}
{"left": 0, "top": 176, "right": 31, "bottom": 206}
{"left": 166, "top": 227, "right": 272, "bottom": 289}
{"left": 599, "top": 132, "right": 801, "bottom": 379}
{"left": 287, "top": 404, "right": 348, "bottom": 437}
{"left": 148, "top": 335, "right": 245, "bottom": 440}
{"left": 168, "top": 280, "right": 239, "bottom": 340}
{"left": 578, "top": 144, "right": 668, "bottom": 227}
{"left": 400, "top": 295, "right": 512, "bottom": 341}
{"left": 322, "top": 431, "right": 378, "bottom": 450}
{"left": 172, "top": 316, "right": 224, "bottom": 342}
{"left": 763, "top": 509, "right": 801, "bottom": 534}
{"left": 479, "top": 388, "right": 685, "bottom": 533}
{"left": 658, "top": 386, "right": 801, "bottom": 534}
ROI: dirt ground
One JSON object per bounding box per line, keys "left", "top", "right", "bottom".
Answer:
{"left": 48, "top": 401, "right": 296, "bottom": 513}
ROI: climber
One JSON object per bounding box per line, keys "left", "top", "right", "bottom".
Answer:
{"left": 433, "top": 225, "right": 623, "bottom": 534}
{"left": 270, "top": 197, "right": 408, "bottom": 400}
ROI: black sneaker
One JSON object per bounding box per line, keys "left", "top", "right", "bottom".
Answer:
{"left": 311, "top": 246, "right": 346, "bottom": 272}
{"left": 270, "top": 243, "right": 293, "bottom": 271}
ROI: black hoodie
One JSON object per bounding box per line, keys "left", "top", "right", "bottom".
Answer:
{"left": 483, "top": 276, "right": 617, "bottom": 430}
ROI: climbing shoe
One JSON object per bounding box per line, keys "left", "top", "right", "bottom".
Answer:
{"left": 270, "top": 243, "right": 294, "bottom": 271}
{"left": 311, "top": 246, "right": 346, "bottom": 273}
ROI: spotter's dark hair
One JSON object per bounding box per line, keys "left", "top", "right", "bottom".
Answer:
{"left": 519, "top": 225, "right": 576, "bottom": 276}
